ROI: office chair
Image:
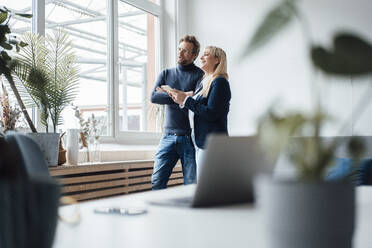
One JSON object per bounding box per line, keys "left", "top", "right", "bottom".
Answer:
{"left": 1, "top": 132, "right": 60, "bottom": 248}
{"left": 4, "top": 131, "right": 50, "bottom": 179}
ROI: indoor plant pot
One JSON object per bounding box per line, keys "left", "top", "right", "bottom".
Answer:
{"left": 27, "top": 133, "right": 60, "bottom": 167}
{"left": 260, "top": 178, "right": 355, "bottom": 248}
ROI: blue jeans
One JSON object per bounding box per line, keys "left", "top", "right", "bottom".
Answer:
{"left": 152, "top": 134, "right": 196, "bottom": 190}
{"left": 327, "top": 157, "right": 372, "bottom": 185}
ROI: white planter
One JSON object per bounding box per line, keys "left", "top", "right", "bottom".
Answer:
{"left": 66, "top": 129, "right": 80, "bottom": 165}
{"left": 27, "top": 133, "right": 60, "bottom": 167}
{"left": 259, "top": 178, "right": 355, "bottom": 248}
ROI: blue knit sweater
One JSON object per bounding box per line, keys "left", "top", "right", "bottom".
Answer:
{"left": 151, "top": 63, "right": 204, "bottom": 135}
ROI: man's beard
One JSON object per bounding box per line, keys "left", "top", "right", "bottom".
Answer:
{"left": 178, "top": 59, "right": 190, "bottom": 66}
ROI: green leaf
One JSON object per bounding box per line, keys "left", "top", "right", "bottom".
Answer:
{"left": 19, "top": 41, "right": 28, "bottom": 47}
{"left": 242, "top": 0, "right": 296, "bottom": 57}
{"left": 0, "top": 12, "right": 8, "bottom": 24}
{"left": 0, "top": 41, "right": 12, "bottom": 50}
{"left": 15, "top": 13, "right": 32, "bottom": 18}
{"left": 311, "top": 33, "right": 372, "bottom": 76}
{"left": 0, "top": 25, "right": 11, "bottom": 36}
{"left": 1, "top": 51, "right": 11, "bottom": 61}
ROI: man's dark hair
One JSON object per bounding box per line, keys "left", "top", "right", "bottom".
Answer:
{"left": 179, "top": 35, "right": 200, "bottom": 56}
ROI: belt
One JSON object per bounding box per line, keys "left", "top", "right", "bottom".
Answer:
{"left": 166, "top": 132, "right": 190, "bottom": 136}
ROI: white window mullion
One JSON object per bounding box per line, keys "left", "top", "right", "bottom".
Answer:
{"left": 32, "top": 0, "right": 45, "bottom": 35}
{"left": 141, "top": 64, "right": 147, "bottom": 131}
{"left": 107, "top": 0, "right": 119, "bottom": 137}
{"left": 120, "top": 0, "right": 161, "bottom": 16}
{"left": 32, "top": 0, "right": 45, "bottom": 131}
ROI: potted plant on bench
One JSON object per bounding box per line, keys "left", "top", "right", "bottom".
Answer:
{"left": 12, "top": 30, "right": 79, "bottom": 166}
{"left": 243, "top": 1, "right": 372, "bottom": 248}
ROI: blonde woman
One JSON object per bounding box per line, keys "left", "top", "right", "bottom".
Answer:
{"left": 169, "top": 46, "right": 231, "bottom": 179}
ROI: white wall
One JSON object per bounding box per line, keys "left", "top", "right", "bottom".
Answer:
{"left": 179, "top": 0, "right": 372, "bottom": 136}
{"left": 160, "top": 0, "right": 178, "bottom": 69}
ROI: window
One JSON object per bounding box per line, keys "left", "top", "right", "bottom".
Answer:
{"left": 117, "top": 1, "right": 159, "bottom": 132}
{"left": 45, "top": 0, "right": 109, "bottom": 135}
{"left": 2, "top": 0, "right": 32, "bottom": 33}
{"left": 2, "top": 0, "right": 161, "bottom": 141}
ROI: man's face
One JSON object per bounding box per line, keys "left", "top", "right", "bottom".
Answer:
{"left": 177, "top": 41, "right": 197, "bottom": 66}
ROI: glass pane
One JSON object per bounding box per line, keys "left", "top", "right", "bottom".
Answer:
{"left": 45, "top": 0, "right": 108, "bottom": 135}
{"left": 3, "top": 0, "right": 32, "bottom": 34}
{"left": 118, "top": 1, "right": 158, "bottom": 132}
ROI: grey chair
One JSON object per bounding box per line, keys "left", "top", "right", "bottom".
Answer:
{"left": 0, "top": 132, "right": 60, "bottom": 248}
{"left": 4, "top": 131, "right": 50, "bottom": 179}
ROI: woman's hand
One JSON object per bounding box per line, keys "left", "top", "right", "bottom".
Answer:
{"left": 169, "top": 89, "right": 187, "bottom": 104}
{"left": 185, "top": 91, "right": 194, "bottom": 97}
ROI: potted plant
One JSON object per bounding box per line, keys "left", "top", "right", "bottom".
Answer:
{"left": 0, "top": 81, "right": 22, "bottom": 132}
{"left": 0, "top": 6, "right": 36, "bottom": 132}
{"left": 74, "top": 105, "right": 104, "bottom": 163}
{"left": 243, "top": 1, "right": 372, "bottom": 248}
{"left": 12, "top": 30, "right": 79, "bottom": 166}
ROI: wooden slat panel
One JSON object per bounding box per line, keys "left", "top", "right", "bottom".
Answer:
{"left": 50, "top": 161, "right": 155, "bottom": 176}
{"left": 127, "top": 163, "right": 156, "bottom": 169}
{"left": 50, "top": 164, "right": 125, "bottom": 176}
{"left": 62, "top": 179, "right": 128, "bottom": 193}
{"left": 127, "top": 183, "right": 152, "bottom": 193}
{"left": 71, "top": 187, "right": 127, "bottom": 201}
{"left": 173, "top": 166, "right": 182, "bottom": 172}
{"left": 128, "top": 176, "right": 152, "bottom": 185}
{"left": 57, "top": 172, "right": 128, "bottom": 185}
{"left": 127, "top": 169, "right": 154, "bottom": 178}
{"left": 51, "top": 162, "right": 182, "bottom": 176}
{"left": 57, "top": 170, "right": 182, "bottom": 187}
{"left": 170, "top": 172, "right": 183, "bottom": 179}
{"left": 51, "top": 160, "right": 154, "bottom": 170}
{"left": 127, "top": 172, "right": 183, "bottom": 185}
{"left": 168, "top": 179, "right": 184, "bottom": 185}
{"left": 51, "top": 160, "right": 184, "bottom": 202}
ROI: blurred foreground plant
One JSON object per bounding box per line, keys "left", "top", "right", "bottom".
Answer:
{"left": 244, "top": 0, "right": 372, "bottom": 181}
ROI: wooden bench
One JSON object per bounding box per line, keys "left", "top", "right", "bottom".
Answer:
{"left": 49, "top": 160, "right": 183, "bottom": 202}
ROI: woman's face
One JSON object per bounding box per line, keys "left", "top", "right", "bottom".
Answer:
{"left": 200, "top": 48, "right": 219, "bottom": 74}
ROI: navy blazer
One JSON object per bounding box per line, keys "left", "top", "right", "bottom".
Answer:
{"left": 184, "top": 76, "right": 231, "bottom": 149}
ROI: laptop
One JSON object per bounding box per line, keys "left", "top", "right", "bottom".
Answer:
{"left": 148, "top": 134, "right": 276, "bottom": 208}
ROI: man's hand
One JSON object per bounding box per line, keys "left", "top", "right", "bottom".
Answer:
{"left": 169, "top": 89, "right": 187, "bottom": 105}
{"left": 156, "top": 87, "right": 166, "bottom": 93}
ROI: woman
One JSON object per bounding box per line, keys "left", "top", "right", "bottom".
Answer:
{"left": 169, "top": 46, "right": 231, "bottom": 179}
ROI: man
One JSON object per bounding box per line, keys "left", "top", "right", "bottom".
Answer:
{"left": 150, "top": 35, "right": 204, "bottom": 190}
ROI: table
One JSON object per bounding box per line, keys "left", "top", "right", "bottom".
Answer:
{"left": 53, "top": 185, "right": 372, "bottom": 248}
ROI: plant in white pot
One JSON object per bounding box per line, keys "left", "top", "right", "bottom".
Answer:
{"left": 243, "top": 1, "right": 372, "bottom": 248}
{"left": 11, "top": 30, "right": 79, "bottom": 166}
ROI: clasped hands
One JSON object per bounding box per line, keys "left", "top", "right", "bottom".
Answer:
{"left": 156, "top": 86, "right": 193, "bottom": 105}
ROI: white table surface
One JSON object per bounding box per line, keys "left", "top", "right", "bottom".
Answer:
{"left": 53, "top": 185, "right": 372, "bottom": 248}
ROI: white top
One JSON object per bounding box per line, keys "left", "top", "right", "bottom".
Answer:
{"left": 187, "top": 75, "right": 212, "bottom": 130}
{"left": 53, "top": 185, "right": 372, "bottom": 248}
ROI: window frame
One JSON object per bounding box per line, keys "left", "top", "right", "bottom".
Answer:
{"left": 112, "top": 0, "right": 162, "bottom": 144}
{"left": 29, "top": 0, "right": 163, "bottom": 144}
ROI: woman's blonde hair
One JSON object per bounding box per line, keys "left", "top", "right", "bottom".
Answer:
{"left": 199, "top": 46, "right": 228, "bottom": 97}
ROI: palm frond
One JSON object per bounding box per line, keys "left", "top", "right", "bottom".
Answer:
{"left": 46, "top": 29, "right": 80, "bottom": 132}
{"left": 11, "top": 29, "right": 80, "bottom": 132}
